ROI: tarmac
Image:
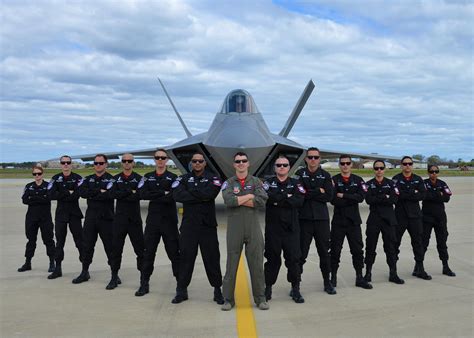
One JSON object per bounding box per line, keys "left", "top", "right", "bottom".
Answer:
{"left": 0, "top": 177, "right": 473, "bottom": 337}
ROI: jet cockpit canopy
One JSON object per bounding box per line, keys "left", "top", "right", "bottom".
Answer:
{"left": 220, "top": 89, "right": 259, "bottom": 114}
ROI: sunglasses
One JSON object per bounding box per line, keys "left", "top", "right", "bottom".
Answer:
{"left": 93, "top": 161, "right": 106, "bottom": 166}
{"left": 60, "top": 161, "right": 71, "bottom": 165}
{"left": 32, "top": 172, "right": 43, "bottom": 176}
{"left": 339, "top": 161, "right": 351, "bottom": 166}
{"left": 275, "top": 163, "right": 289, "bottom": 168}
{"left": 374, "top": 167, "right": 385, "bottom": 171}
{"left": 191, "top": 159, "right": 205, "bottom": 164}
{"left": 121, "top": 159, "right": 134, "bottom": 163}
{"left": 234, "top": 159, "right": 248, "bottom": 164}
{"left": 307, "top": 156, "right": 320, "bottom": 160}
{"left": 429, "top": 170, "right": 439, "bottom": 174}
{"left": 154, "top": 156, "right": 168, "bottom": 160}
{"left": 402, "top": 162, "right": 413, "bottom": 166}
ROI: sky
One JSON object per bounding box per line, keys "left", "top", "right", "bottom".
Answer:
{"left": 1, "top": 0, "right": 473, "bottom": 162}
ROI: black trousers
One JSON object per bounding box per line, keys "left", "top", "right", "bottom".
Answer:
{"left": 422, "top": 220, "right": 449, "bottom": 261}
{"left": 141, "top": 218, "right": 180, "bottom": 280}
{"left": 54, "top": 216, "right": 83, "bottom": 263}
{"left": 82, "top": 215, "right": 114, "bottom": 267}
{"left": 264, "top": 227, "right": 301, "bottom": 286}
{"left": 330, "top": 222, "right": 364, "bottom": 272}
{"left": 395, "top": 216, "right": 425, "bottom": 263}
{"left": 299, "top": 219, "right": 331, "bottom": 278}
{"left": 24, "top": 214, "right": 55, "bottom": 259}
{"left": 365, "top": 218, "right": 397, "bottom": 268}
{"left": 177, "top": 226, "right": 222, "bottom": 290}
{"left": 110, "top": 215, "right": 144, "bottom": 273}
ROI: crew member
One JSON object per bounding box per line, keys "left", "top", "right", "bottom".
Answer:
{"left": 330, "top": 155, "right": 372, "bottom": 289}
{"left": 135, "top": 149, "right": 180, "bottom": 297}
{"left": 422, "top": 165, "right": 455, "bottom": 276}
{"left": 171, "top": 152, "right": 224, "bottom": 305}
{"left": 263, "top": 156, "right": 305, "bottom": 303}
{"left": 18, "top": 165, "right": 55, "bottom": 273}
{"left": 295, "top": 147, "right": 336, "bottom": 295}
{"left": 47, "top": 155, "right": 83, "bottom": 279}
{"left": 106, "top": 153, "right": 144, "bottom": 290}
{"left": 72, "top": 154, "right": 115, "bottom": 284}
{"left": 392, "top": 156, "right": 431, "bottom": 280}
{"left": 364, "top": 160, "right": 404, "bottom": 284}
{"left": 221, "top": 152, "right": 269, "bottom": 311}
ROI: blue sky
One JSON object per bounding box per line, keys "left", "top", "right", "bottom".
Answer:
{"left": 1, "top": 0, "right": 473, "bottom": 162}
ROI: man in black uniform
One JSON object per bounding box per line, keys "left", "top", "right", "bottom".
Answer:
{"left": 422, "top": 165, "right": 455, "bottom": 276}
{"left": 47, "top": 155, "right": 83, "bottom": 279}
{"left": 72, "top": 154, "right": 115, "bottom": 284}
{"left": 18, "top": 165, "right": 56, "bottom": 272}
{"left": 263, "top": 156, "right": 305, "bottom": 303}
{"left": 392, "top": 156, "right": 431, "bottom": 280}
{"left": 135, "top": 149, "right": 180, "bottom": 297}
{"left": 106, "top": 153, "right": 144, "bottom": 290}
{"left": 364, "top": 160, "right": 404, "bottom": 285}
{"left": 171, "top": 152, "right": 224, "bottom": 305}
{"left": 330, "top": 155, "right": 372, "bottom": 289}
{"left": 295, "top": 147, "right": 336, "bottom": 295}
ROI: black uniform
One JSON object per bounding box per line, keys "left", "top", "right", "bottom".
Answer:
{"left": 392, "top": 173, "right": 427, "bottom": 263}
{"left": 139, "top": 170, "right": 179, "bottom": 281}
{"left": 422, "top": 178, "right": 452, "bottom": 262}
{"left": 294, "top": 167, "right": 333, "bottom": 280}
{"left": 172, "top": 171, "right": 223, "bottom": 292}
{"left": 48, "top": 172, "right": 84, "bottom": 264}
{"left": 110, "top": 172, "right": 144, "bottom": 273}
{"left": 79, "top": 173, "right": 115, "bottom": 269}
{"left": 364, "top": 178, "right": 399, "bottom": 270}
{"left": 263, "top": 176, "right": 305, "bottom": 287}
{"left": 21, "top": 181, "right": 55, "bottom": 260}
{"left": 330, "top": 174, "right": 367, "bottom": 273}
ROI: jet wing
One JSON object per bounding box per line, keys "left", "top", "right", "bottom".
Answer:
{"left": 64, "top": 147, "right": 160, "bottom": 162}
{"left": 318, "top": 148, "right": 402, "bottom": 162}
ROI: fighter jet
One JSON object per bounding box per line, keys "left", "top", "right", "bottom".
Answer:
{"left": 74, "top": 79, "right": 399, "bottom": 179}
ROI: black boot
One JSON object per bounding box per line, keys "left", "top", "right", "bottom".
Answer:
{"left": 330, "top": 268, "right": 338, "bottom": 287}
{"left": 264, "top": 285, "right": 272, "bottom": 301}
{"left": 48, "top": 258, "right": 55, "bottom": 273}
{"left": 48, "top": 261, "right": 62, "bottom": 279}
{"left": 388, "top": 267, "right": 405, "bottom": 284}
{"left": 323, "top": 279, "right": 337, "bottom": 295}
{"left": 106, "top": 272, "right": 119, "bottom": 290}
{"left": 289, "top": 283, "right": 305, "bottom": 304}
{"left": 355, "top": 271, "right": 373, "bottom": 289}
{"left": 72, "top": 270, "right": 90, "bottom": 284}
{"left": 171, "top": 288, "right": 188, "bottom": 304}
{"left": 442, "top": 260, "right": 456, "bottom": 277}
{"left": 413, "top": 262, "right": 432, "bottom": 280}
{"left": 213, "top": 287, "right": 224, "bottom": 305}
{"left": 18, "top": 258, "right": 32, "bottom": 272}
{"left": 364, "top": 264, "right": 372, "bottom": 282}
{"left": 135, "top": 279, "right": 150, "bottom": 297}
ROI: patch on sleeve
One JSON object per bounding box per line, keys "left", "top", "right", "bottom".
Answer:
{"left": 171, "top": 180, "right": 180, "bottom": 189}
{"left": 394, "top": 187, "right": 400, "bottom": 195}
{"left": 444, "top": 187, "right": 452, "bottom": 195}
{"left": 332, "top": 179, "right": 335, "bottom": 187}
{"left": 297, "top": 184, "right": 306, "bottom": 194}
{"left": 106, "top": 181, "right": 113, "bottom": 190}
{"left": 262, "top": 181, "right": 269, "bottom": 191}
{"left": 77, "top": 178, "right": 84, "bottom": 187}
{"left": 213, "top": 179, "right": 222, "bottom": 187}
{"left": 361, "top": 183, "right": 368, "bottom": 192}
{"left": 221, "top": 181, "right": 228, "bottom": 191}
{"left": 137, "top": 177, "right": 145, "bottom": 189}
{"left": 47, "top": 180, "right": 54, "bottom": 190}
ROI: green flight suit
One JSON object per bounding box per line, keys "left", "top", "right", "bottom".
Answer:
{"left": 222, "top": 175, "right": 268, "bottom": 305}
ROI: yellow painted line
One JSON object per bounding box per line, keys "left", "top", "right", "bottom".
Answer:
{"left": 235, "top": 255, "right": 258, "bottom": 338}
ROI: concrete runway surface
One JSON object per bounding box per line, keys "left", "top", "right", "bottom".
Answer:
{"left": 0, "top": 177, "right": 473, "bottom": 337}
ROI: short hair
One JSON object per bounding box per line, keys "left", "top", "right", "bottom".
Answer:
{"left": 306, "top": 147, "right": 320, "bottom": 154}
{"left": 401, "top": 156, "right": 412, "bottom": 163}
{"left": 275, "top": 155, "right": 289, "bottom": 163}
{"left": 373, "top": 159, "right": 385, "bottom": 168}
{"left": 32, "top": 165, "right": 43, "bottom": 173}
{"left": 339, "top": 154, "right": 351, "bottom": 161}
{"left": 234, "top": 151, "right": 248, "bottom": 160}
{"left": 60, "top": 155, "right": 71, "bottom": 161}
{"left": 95, "top": 154, "right": 108, "bottom": 162}
{"left": 427, "top": 164, "right": 439, "bottom": 172}
{"left": 191, "top": 151, "right": 205, "bottom": 159}
{"left": 155, "top": 148, "right": 167, "bottom": 156}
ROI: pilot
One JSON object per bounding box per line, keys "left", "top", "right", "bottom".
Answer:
{"left": 221, "top": 152, "right": 269, "bottom": 311}
{"left": 364, "top": 160, "right": 404, "bottom": 285}
{"left": 422, "top": 165, "right": 455, "bottom": 276}
{"left": 392, "top": 156, "right": 431, "bottom": 280}
{"left": 72, "top": 154, "right": 115, "bottom": 284}
{"left": 18, "top": 165, "right": 56, "bottom": 273}
{"left": 294, "top": 147, "right": 336, "bottom": 295}
{"left": 135, "top": 149, "right": 180, "bottom": 297}
{"left": 263, "top": 155, "right": 305, "bottom": 303}
{"left": 170, "top": 152, "right": 224, "bottom": 305}
{"left": 47, "top": 155, "right": 84, "bottom": 279}
{"left": 330, "top": 155, "right": 372, "bottom": 289}
{"left": 106, "top": 153, "right": 144, "bottom": 290}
